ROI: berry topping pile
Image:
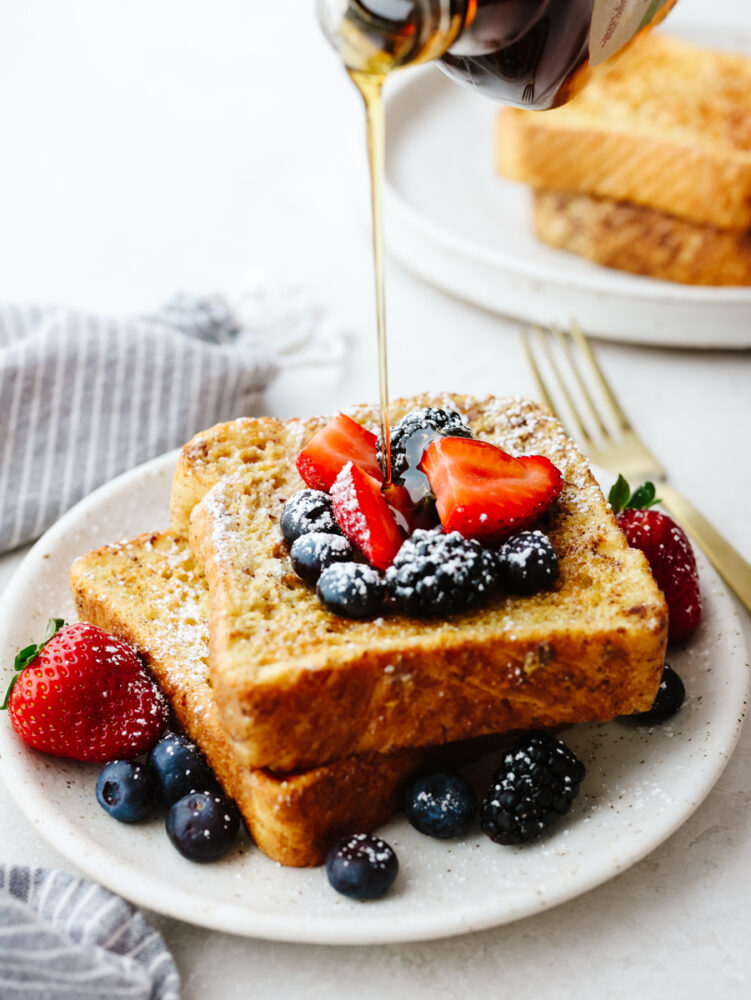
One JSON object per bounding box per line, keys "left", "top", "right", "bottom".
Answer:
{"left": 386, "top": 527, "right": 498, "bottom": 617}
{"left": 2, "top": 619, "right": 168, "bottom": 762}
{"left": 497, "top": 530, "right": 558, "bottom": 595}
{"left": 480, "top": 731, "right": 586, "bottom": 845}
{"left": 325, "top": 833, "right": 399, "bottom": 900}
{"left": 609, "top": 476, "right": 701, "bottom": 644}
{"left": 281, "top": 407, "right": 563, "bottom": 620}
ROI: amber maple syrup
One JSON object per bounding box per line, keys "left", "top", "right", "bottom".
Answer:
{"left": 321, "top": 0, "right": 679, "bottom": 486}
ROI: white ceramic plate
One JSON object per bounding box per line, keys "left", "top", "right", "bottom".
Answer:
{"left": 0, "top": 451, "right": 748, "bottom": 945}
{"left": 383, "top": 18, "right": 751, "bottom": 348}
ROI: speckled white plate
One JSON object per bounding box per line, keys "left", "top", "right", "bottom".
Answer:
{"left": 0, "top": 451, "right": 748, "bottom": 945}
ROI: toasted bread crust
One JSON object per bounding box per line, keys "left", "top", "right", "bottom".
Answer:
{"left": 496, "top": 34, "right": 751, "bottom": 230}
{"left": 176, "top": 394, "right": 668, "bottom": 771}
{"left": 533, "top": 189, "right": 751, "bottom": 286}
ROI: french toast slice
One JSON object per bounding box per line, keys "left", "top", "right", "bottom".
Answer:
{"left": 532, "top": 189, "right": 751, "bottom": 286}
{"left": 496, "top": 34, "right": 751, "bottom": 230}
{"left": 70, "top": 530, "right": 509, "bottom": 866}
{"left": 172, "top": 393, "right": 668, "bottom": 772}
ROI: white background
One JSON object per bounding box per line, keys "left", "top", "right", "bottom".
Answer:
{"left": 0, "top": 1, "right": 750, "bottom": 997}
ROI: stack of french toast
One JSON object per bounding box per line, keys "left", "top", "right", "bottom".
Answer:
{"left": 496, "top": 34, "right": 751, "bottom": 285}
{"left": 70, "top": 393, "right": 668, "bottom": 866}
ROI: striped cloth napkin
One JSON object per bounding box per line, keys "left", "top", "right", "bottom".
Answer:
{"left": 0, "top": 865, "right": 179, "bottom": 999}
{"left": 0, "top": 291, "right": 281, "bottom": 554}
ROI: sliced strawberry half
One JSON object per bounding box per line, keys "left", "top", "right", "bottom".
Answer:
{"left": 296, "top": 413, "right": 382, "bottom": 492}
{"left": 331, "top": 462, "right": 403, "bottom": 570}
{"left": 419, "top": 437, "right": 563, "bottom": 545}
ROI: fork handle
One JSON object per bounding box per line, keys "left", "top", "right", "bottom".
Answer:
{"left": 657, "top": 483, "right": 751, "bottom": 615}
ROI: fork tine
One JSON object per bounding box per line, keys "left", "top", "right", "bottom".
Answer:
{"left": 519, "top": 327, "right": 556, "bottom": 413}
{"left": 535, "top": 326, "right": 593, "bottom": 446}
{"left": 552, "top": 326, "right": 611, "bottom": 440}
{"left": 569, "top": 321, "right": 631, "bottom": 433}
{"left": 519, "top": 327, "right": 592, "bottom": 447}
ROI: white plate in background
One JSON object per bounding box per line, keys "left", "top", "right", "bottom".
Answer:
{"left": 383, "top": 19, "right": 751, "bottom": 349}
{"left": 0, "top": 452, "right": 747, "bottom": 944}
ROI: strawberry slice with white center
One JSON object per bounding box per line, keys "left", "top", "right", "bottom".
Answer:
{"left": 419, "top": 437, "right": 563, "bottom": 546}
{"left": 331, "top": 462, "right": 404, "bottom": 571}
{"left": 296, "top": 413, "right": 382, "bottom": 492}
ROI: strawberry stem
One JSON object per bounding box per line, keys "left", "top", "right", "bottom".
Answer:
{"left": 608, "top": 475, "right": 661, "bottom": 514}
{"left": 1, "top": 618, "right": 65, "bottom": 710}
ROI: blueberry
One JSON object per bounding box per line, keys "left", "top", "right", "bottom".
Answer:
{"left": 166, "top": 792, "right": 240, "bottom": 862}
{"left": 148, "top": 733, "right": 220, "bottom": 805}
{"left": 280, "top": 490, "right": 341, "bottom": 543}
{"left": 290, "top": 531, "right": 354, "bottom": 584}
{"left": 96, "top": 759, "right": 158, "bottom": 823}
{"left": 325, "top": 833, "right": 399, "bottom": 900}
{"left": 624, "top": 664, "right": 685, "bottom": 724}
{"left": 316, "top": 562, "right": 384, "bottom": 618}
{"left": 404, "top": 771, "right": 477, "bottom": 839}
{"left": 497, "top": 530, "right": 558, "bottom": 595}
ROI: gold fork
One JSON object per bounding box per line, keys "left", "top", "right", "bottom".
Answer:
{"left": 520, "top": 322, "right": 751, "bottom": 615}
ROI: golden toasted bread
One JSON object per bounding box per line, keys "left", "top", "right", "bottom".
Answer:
{"left": 71, "top": 530, "right": 510, "bottom": 866}
{"left": 532, "top": 189, "right": 751, "bottom": 286}
{"left": 172, "top": 393, "right": 668, "bottom": 772}
{"left": 496, "top": 34, "right": 751, "bottom": 230}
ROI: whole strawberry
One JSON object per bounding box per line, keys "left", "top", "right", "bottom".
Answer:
{"left": 2, "top": 619, "right": 168, "bottom": 761}
{"left": 609, "top": 477, "right": 701, "bottom": 644}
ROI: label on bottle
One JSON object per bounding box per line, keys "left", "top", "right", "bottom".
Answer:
{"left": 590, "top": 0, "right": 673, "bottom": 66}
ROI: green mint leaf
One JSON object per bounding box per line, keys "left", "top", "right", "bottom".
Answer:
{"left": 626, "top": 482, "right": 661, "bottom": 510}
{"left": 608, "top": 474, "right": 631, "bottom": 514}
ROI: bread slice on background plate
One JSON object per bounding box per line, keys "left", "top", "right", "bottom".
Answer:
{"left": 172, "top": 394, "right": 668, "bottom": 772}
{"left": 532, "top": 189, "right": 751, "bottom": 286}
{"left": 496, "top": 34, "right": 751, "bottom": 230}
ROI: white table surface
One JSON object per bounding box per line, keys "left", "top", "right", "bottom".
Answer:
{"left": 1, "top": 1, "right": 750, "bottom": 996}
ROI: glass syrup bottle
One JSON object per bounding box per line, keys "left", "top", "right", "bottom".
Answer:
{"left": 316, "top": 0, "right": 678, "bottom": 486}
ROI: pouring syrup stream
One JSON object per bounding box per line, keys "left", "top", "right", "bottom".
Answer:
{"left": 348, "top": 69, "right": 392, "bottom": 486}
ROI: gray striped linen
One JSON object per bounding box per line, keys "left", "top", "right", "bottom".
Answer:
{"left": 0, "top": 293, "right": 278, "bottom": 554}
{"left": 0, "top": 865, "right": 179, "bottom": 999}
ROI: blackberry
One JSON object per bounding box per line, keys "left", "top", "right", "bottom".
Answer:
{"left": 497, "top": 531, "right": 558, "bottom": 595}
{"left": 95, "top": 759, "right": 158, "bottom": 823}
{"left": 623, "top": 664, "right": 685, "bottom": 724}
{"left": 316, "top": 562, "right": 385, "bottom": 618}
{"left": 385, "top": 527, "right": 498, "bottom": 617}
{"left": 481, "top": 731, "right": 585, "bottom": 845}
{"left": 325, "top": 833, "right": 399, "bottom": 900}
{"left": 404, "top": 771, "right": 477, "bottom": 839}
{"left": 280, "top": 489, "right": 340, "bottom": 543}
{"left": 290, "top": 531, "right": 354, "bottom": 584}
{"left": 378, "top": 407, "right": 473, "bottom": 500}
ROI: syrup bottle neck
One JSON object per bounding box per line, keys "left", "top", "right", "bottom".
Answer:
{"left": 317, "top": 0, "right": 467, "bottom": 76}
